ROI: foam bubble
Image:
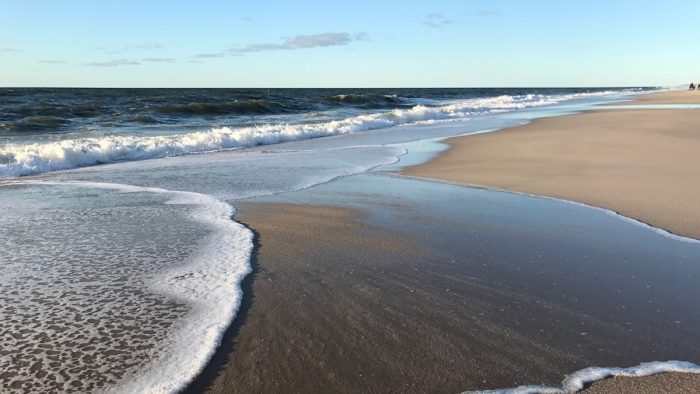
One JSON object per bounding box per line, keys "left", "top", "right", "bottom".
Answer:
{"left": 3, "top": 180, "right": 253, "bottom": 393}
{"left": 464, "top": 360, "right": 700, "bottom": 393}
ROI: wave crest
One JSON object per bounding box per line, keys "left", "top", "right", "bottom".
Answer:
{"left": 148, "top": 100, "right": 286, "bottom": 115}
{"left": 324, "top": 93, "right": 413, "bottom": 108}
{"left": 0, "top": 91, "right": 622, "bottom": 177}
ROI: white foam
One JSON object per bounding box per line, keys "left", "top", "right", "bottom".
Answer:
{"left": 0, "top": 91, "right": 632, "bottom": 178}
{"left": 15, "top": 180, "right": 253, "bottom": 394}
{"left": 465, "top": 360, "right": 700, "bottom": 393}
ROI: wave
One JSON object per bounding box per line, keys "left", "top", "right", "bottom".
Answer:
{"left": 0, "top": 115, "right": 71, "bottom": 132}
{"left": 13, "top": 180, "right": 253, "bottom": 394}
{"left": 148, "top": 100, "right": 287, "bottom": 115}
{"left": 0, "top": 91, "right": 625, "bottom": 177}
{"left": 465, "top": 360, "right": 700, "bottom": 394}
{"left": 323, "top": 93, "right": 414, "bottom": 108}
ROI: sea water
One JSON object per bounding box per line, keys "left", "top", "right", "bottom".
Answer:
{"left": 1, "top": 87, "right": 674, "bottom": 392}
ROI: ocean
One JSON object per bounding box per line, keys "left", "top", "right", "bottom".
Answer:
{"left": 0, "top": 88, "right": 647, "bottom": 177}
{"left": 0, "top": 87, "right": 668, "bottom": 393}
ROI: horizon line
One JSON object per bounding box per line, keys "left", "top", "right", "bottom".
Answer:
{"left": 0, "top": 85, "right": 664, "bottom": 89}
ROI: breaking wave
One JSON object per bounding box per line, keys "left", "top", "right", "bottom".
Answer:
{"left": 0, "top": 91, "right": 624, "bottom": 177}
{"left": 148, "top": 100, "right": 288, "bottom": 115}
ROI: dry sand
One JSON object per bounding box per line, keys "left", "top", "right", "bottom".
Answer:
{"left": 619, "top": 89, "right": 700, "bottom": 104}
{"left": 405, "top": 92, "right": 700, "bottom": 240}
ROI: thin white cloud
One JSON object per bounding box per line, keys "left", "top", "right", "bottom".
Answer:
{"left": 423, "top": 13, "right": 457, "bottom": 28}
{"left": 191, "top": 52, "right": 227, "bottom": 58}
{"left": 230, "top": 32, "right": 365, "bottom": 53}
{"left": 39, "top": 59, "right": 67, "bottom": 64}
{"left": 353, "top": 32, "right": 370, "bottom": 41}
{"left": 83, "top": 56, "right": 175, "bottom": 66}
{"left": 84, "top": 59, "right": 141, "bottom": 67}
{"left": 0, "top": 48, "right": 20, "bottom": 53}
{"left": 93, "top": 44, "right": 164, "bottom": 54}
{"left": 241, "top": 16, "right": 253, "bottom": 22}
{"left": 141, "top": 57, "right": 176, "bottom": 63}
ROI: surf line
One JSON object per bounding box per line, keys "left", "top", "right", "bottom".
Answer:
{"left": 465, "top": 360, "right": 700, "bottom": 394}
{"left": 3, "top": 179, "right": 254, "bottom": 394}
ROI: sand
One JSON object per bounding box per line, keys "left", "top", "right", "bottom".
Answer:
{"left": 619, "top": 89, "right": 700, "bottom": 104}
{"left": 188, "top": 203, "right": 570, "bottom": 393}
{"left": 183, "top": 90, "right": 700, "bottom": 393}
{"left": 185, "top": 196, "right": 700, "bottom": 393}
{"left": 398, "top": 90, "right": 700, "bottom": 391}
{"left": 580, "top": 372, "right": 700, "bottom": 394}
{"left": 405, "top": 92, "right": 700, "bottom": 240}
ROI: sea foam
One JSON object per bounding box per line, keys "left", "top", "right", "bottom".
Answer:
{"left": 6, "top": 180, "right": 253, "bottom": 393}
{"left": 0, "top": 91, "right": 622, "bottom": 178}
{"left": 465, "top": 360, "right": 700, "bottom": 394}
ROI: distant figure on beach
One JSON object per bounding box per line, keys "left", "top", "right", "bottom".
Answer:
{"left": 690, "top": 83, "right": 696, "bottom": 90}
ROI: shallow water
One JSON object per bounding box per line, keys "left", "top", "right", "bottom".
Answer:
{"left": 246, "top": 171, "right": 700, "bottom": 389}
{"left": 2, "top": 88, "right": 688, "bottom": 392}
{"left": 0, "top": 88, "right": 641, "bottom": 177}
{"left": 0, "top": 185, "right": 204, "bottom": 392}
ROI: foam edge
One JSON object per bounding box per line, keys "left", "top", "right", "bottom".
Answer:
{"left": 464, "top": 360, "right": 700, "bottom": 394}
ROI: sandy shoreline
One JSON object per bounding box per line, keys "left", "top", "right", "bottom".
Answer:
{"left": 405, "top": 91, "right": 700, "bottom": 240}
{"left": 192, "top": 203, "right": 495, "bottom": 393}
{"left": 194, "top": 202, "right": 590, "bottom": 393}
{"left": 185, "top": 90, "right": 700, "bottom": 393}
{"left": 580, "top": 372, "right": 700, "bottom": 394}
{"left": 619, "top": 89, "right": 700, "bottom": 104}
{"left": 189, "top": 190, "right": 700, "bottom": 393}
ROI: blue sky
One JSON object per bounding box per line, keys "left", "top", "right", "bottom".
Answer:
{"left": 1, "top": 0, "right": 699, "bottom": 87}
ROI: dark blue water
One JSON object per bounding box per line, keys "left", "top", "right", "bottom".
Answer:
{"left": 0, "top": 87, "right": 650, "bottom": 136}
{"left": 0, "top": 87, "right": 652, "bottom": 177}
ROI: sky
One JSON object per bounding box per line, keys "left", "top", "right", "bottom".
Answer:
{"left": 1, "top": 0, "right": 699, "bottom": 87}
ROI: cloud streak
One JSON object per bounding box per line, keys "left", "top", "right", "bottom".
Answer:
{"left": 93, "top": 44, "right": 164, "bottom": 54}
{"left": 423, "top": 13, "right": 457, "bottom": 28}
{"left": 84, "top": 59, "right": 142, "bottom": 67}
{"left": 39, "top": 59, "right": 67, "bottom": 64}
{"left": 476, "top": 10, "right": 501, "bottom": 17}
{"left": 230, "top": 32, "right": 365, "bottom": 53}
{"left": 0, "top": 48, "right": 20, "bottom": 53}
{"left": 83, "top": 56, "right": 178, "bottom": 67}
{"left": 142, "top": 57, "right": 176, "bottom": 63}
{"left": 191, "top": 53, "right": 227, "bottom": 58}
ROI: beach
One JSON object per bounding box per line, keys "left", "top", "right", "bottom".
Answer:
{"left": 580, "top": 372, "right": 700, "bottom": 394}
{"left": 6, "top": 1, "right": 700, "bottom": 391}
{"left": 182, "top": 90, "right": 700, "bottom": 394}
{"left": 3, "top": 88, "right": 700, "bottom": 393}
{"left": 405, "top": 91, "right": 700, "bottom": 240}
{"left": 617, "top": 89, "right": 700, "bottom": 104}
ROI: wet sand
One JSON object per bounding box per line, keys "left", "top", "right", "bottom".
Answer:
{"left": 190, "top": 203, "right": 554, "bottom": 393}
{"left": 580, "top": 372, "right": 700, "bottom": 394}
{"left": 186, "top": 183, "right": 700, "bottom": 393}
{"left": 405, "top": 95, "right": 700, "bottom": 240}
{"left": 398, "top": 90, "right": 700, "bottom": 392}
{"left": 184, "top": 90, "right": 700, "bottom": 393}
